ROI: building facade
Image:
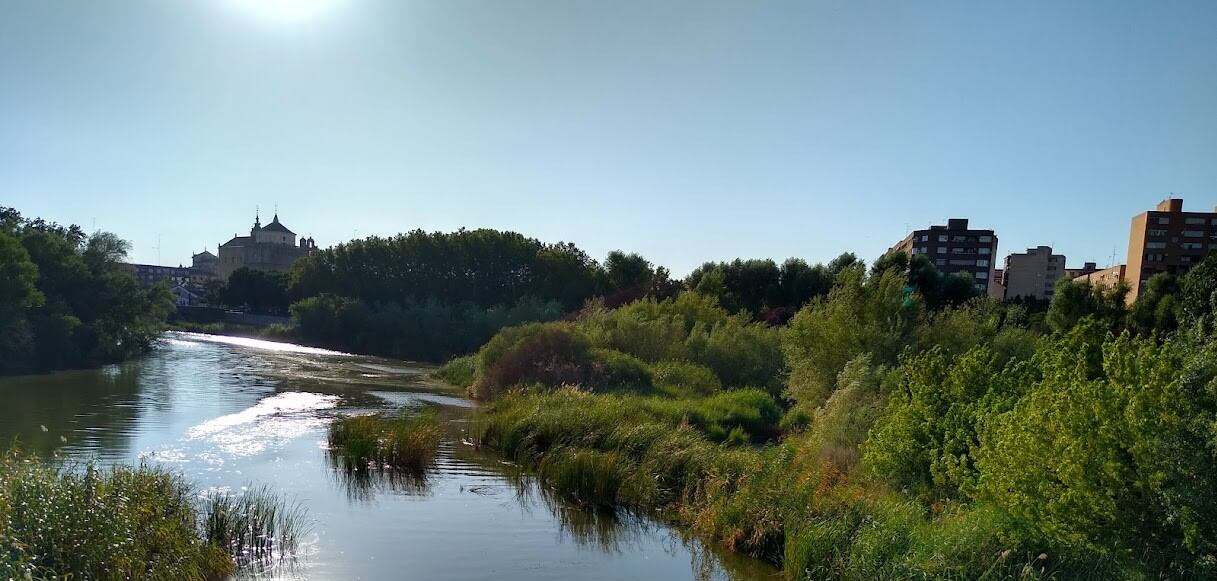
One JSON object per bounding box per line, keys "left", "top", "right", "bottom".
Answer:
{"left": 1126, "top": 198, "right": 1217, "bottom": 302}
{"left": 890, "top": 218, "right": 998, "bottom": 294}
{"left": 217, "top": 214, "right": 317, "bottom": 280}
{"left": 1064, "top": 261, "right": 1100, "bottom": 281}
{"left": 1072, "top": 264, "right": 1127, "bottom": 290}
{"left": 126, "top": 263, "right": 193, "bottom": 287}
{"left": 1001, "top": 246, "right": 1067, "bottom": 301}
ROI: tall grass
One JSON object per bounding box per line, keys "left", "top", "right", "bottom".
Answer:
{"left": 327, "top": 408, "right": 442, "bottom": 473}
{"left": 0, "top": 449, "right": 309, "bottom": 580}
{"left": 432, "top": 354, "right": 476, "bottom": 388}
{"left": 475, "top": 390, "right": 1139, "bottom": 580}
{"left": 201, "top": 485, "right": 309, "bottom": 564}
{"left": 0, "top": 451, "right": 231, "bottom": 580}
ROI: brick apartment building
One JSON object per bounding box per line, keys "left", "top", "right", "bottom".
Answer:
{"left": 1126, "top": 198, "right": 1217, "bottom": 302}
{"left": 891, "top": 218, "right": 998, "bottom": 294}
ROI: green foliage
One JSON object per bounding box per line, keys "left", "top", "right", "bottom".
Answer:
{"left": 200, "top": 485, "right": 308, "bottom": 566}
{"left": 219, "top": 267, "right": 291, "bottom": 314}
{"left": 432, "top": 354, "right": 476, "bottom": 388}
{"left": 0, "top": 450, "right": 233, "bottom": 580}
{"left": 784, "top": 265, "right": 918, "bottom": 408}
{"left": 292, "top": 294, "right": 564, "bottom": 363}
{"left": 977, "top": 333, "right": 1217, "bottom": 575}
{"left": 1180, "top": 252, "right": 1217, "bottom": 338}
{"left": 651, "top": 360, "right": 722, "bottom": 396}
{"left": 327, "top": 409, "right": 442, "bottom": 472}
{"left": 0, "top": 207, "right": 174, "bottom": 374}
{"left": 1045, "top": 276, "right": 1128, "bottom": 333}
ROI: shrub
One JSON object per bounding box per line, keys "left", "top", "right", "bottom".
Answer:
{"left": 433, "top": 354, "right": 476, "bottom": 388}
{"left": 651, "top": 360, "right": 722, "bottom": 396}
{"left": 471, "top": 323, "right": 592, "bottom": 400}
{"left": 587, "top": 348, "right": 653, "bottom": 392}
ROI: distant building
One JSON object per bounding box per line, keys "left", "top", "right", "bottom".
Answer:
{"left": 890, "top": 218, "right": 998, "bottom": 294}
{"left": 1126, "top": 197, "right": 1217, "bottom": 302}
{"left": 1064, "top": 261, "right": 1100, "bottom": 280}
{"left": 191, "top": 250, "right": 219, "bottom": 283}
{"left": 171, "top": 284, "right": 204, "bottom": 307}
{"left": 1001, "top": 246, "right": 1066, "bottom": 301}
{"left": 217, "top": 213, "right": 317, "bottom": 280}
{"left": 988, "top": 269, "right": 1006, "bottom": 300}
{"left": 126, "top": 263, "right": 192, "bottom": 287}
{"left": 1072, "top": 264, "right": 1127, "bottom": 291}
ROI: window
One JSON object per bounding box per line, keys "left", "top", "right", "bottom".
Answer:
{"left": 952, "top": 235, "right": 968, "bottom": 242}
{"left": 952, "top": 248, "right": 964, "bottom": 254}
{"left": 937, "top": 247, "right": 946, "bottom": 254}
{"left": 1149, "top": 229, "right": 1167, "bottom": 237}
{"left": 1186, "top": 217, "right": 1206, "bottom": 225}
{"left": 919, "top": 235, "right": 928, "bottom": 242}
{"left": 949, "top": 259, "right": 975, "bottom": 266}
{"left": 975, "top": 271, "right": 988, "bottom": 280}
{"left": 1147, "top": 253, "right": 1165, "bottom": 262}
{"left": 1184, "top": 230, "right": 1204, "bottom": 238}
{"left": 1182, "top": 256, "right": 1195, "bottom": 264}
{"left": 938, "top": 235, "right": 948, "bottom": 242}
{"left": 1157, "top": 217, "right": 1170, "bottom": 225}
{"left": 1182, "top": 242, "right": 1203, "bottom": 250}
{"left": 1146, "top": 241, "right": 1167, "bottom": 249}
{"left": 935, "top": 259, "right": 946, "bottom": 266}
{"left": 976, "top": 259, "right": 989, "bottom": 267}
{"left": 978, "top": 235, "right": 992, "bottom": 243}
{"left": 978, "top": 248, "right": 991, "bottom": 255}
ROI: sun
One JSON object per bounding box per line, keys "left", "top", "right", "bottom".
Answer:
{"left": 224, "top": 0, "right": 345, "bottom": 24}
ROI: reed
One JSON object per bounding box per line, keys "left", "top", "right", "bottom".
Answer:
{"left": 327, "top": 408, "right": 442, "bottom": 473}
{"left": 0, "top": 450, "right": 232, "bottom": 580}
{"left": 200, "top": 485, "right": 309, "bottom": 564}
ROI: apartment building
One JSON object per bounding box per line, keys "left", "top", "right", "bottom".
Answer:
{"left": 1001, "top": 246, "right": 1067, "bottom": 301}
{"left": 1072, "top": 264, "right": 1127, "bottom": 291}
{"left": 1064, "top": 262, "right": 1100, "bottom": 280}
{"left": 1126, "top": 198, "right": 1217, "bottom": 302}
{"left": 891, "top": 218, "right": 998, "bottom": 293}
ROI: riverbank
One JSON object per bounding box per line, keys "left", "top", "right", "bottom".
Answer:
{"left": 0, "top": 331, "right": 775, "bottom": 580}
{"left": 442, "top": 285, "right": 1217, "bottom": 580}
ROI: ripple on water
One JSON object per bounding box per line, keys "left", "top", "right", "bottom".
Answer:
{"left": 187, "top": 392, "right": 340, "bottom": 457}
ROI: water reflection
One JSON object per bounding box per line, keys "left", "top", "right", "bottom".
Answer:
{"left": 0, "top": 332, "right": 778, "bottom": 581}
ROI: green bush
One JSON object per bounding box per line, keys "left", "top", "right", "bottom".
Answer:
{"left": 651, "top": 360, "right": 722, "bottom": 396}
{"left": 433, "top": 354, "right": 476, "bottom": 388}
{"left": 588, "top": 348, "right": 653, "bottom": 392}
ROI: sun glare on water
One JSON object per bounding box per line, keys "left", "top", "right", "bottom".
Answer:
{"left": 224, "top": 0, "right": 345, "bottom": 24}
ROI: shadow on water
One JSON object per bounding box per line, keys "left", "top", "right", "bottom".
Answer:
{"left": 0, "top": 362, "right": 146, "bottom": 458}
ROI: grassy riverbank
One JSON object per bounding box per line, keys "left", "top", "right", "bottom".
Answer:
{"left": 0, "top": 450, "right": 305, "bottom": 580}
{"left": 449, "top": 260, "right": 1217, "bottom": 580}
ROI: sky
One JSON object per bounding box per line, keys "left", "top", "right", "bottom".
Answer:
{"left": 2, "top": 0, "right": 1216, "bottom": 275}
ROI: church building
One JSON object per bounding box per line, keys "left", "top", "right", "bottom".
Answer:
{"left": 216, "top": 213, "right": 316, "bottom": 280}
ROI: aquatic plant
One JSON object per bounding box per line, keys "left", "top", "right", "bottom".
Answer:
{"left": 201, "top": 485, "right": 309, "bottom": 563}
{"left": 327, "top": 408, "right": 442, "bottom": 473}
{"left": 0, "top": 450, "right": 232, "bottom": 580}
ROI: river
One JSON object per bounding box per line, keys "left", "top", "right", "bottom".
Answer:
{"left": 0, "top": 332, "right": 777, "bottom": 580}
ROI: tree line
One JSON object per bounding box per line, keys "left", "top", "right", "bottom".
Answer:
{"left": 0, "top": 207, "right": 173, "bottom": 374}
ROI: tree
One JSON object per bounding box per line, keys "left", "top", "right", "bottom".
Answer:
{"left": 1045, "top": 277, "right": 1128, "bottom": 333}
{"left": 1128, "top": 273, "right": 1180, "bottom": 337}
{"left": 1180, "top": 252, "right": 1217, "bottom": 337}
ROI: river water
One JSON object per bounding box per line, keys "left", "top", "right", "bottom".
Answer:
{"left": 0, "top": 332, "right": 777, "bottom": 580}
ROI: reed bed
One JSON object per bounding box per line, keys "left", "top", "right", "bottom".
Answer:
{"left": 327, "top": 408, "right": 442, "bottom": 473}
{"left": 0, "top": 449, "right": 308, "bottom": 580}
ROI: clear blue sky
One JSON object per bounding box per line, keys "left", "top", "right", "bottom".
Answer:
{"left": 2, "top": 1, "right": 1215, "bottom": 275}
